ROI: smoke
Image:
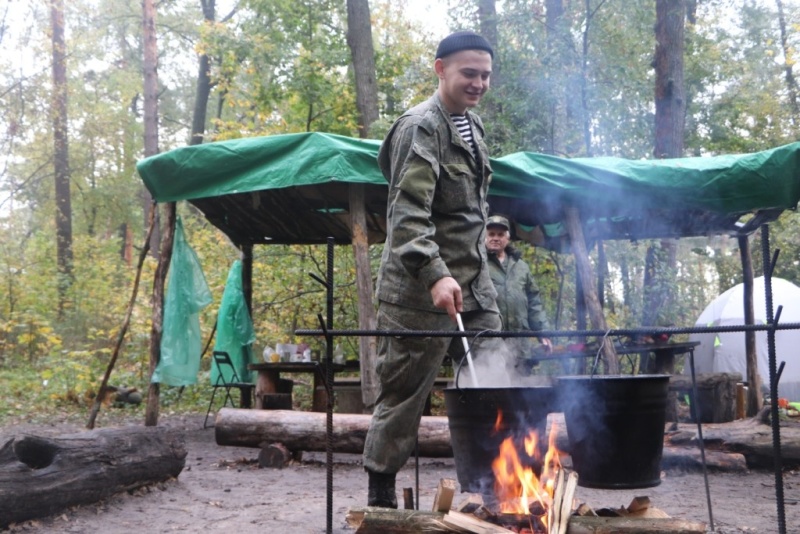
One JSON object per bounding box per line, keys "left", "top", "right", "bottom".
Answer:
{"left": 452, "top": 338, "right": 514, "bottom": 388}
{"left": 452, "top": 337, "right": 555, "bottom": 389}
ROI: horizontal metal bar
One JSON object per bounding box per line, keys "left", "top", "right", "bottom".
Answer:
{"left": 296, "top": 321, "right": 800, "bottom": 338}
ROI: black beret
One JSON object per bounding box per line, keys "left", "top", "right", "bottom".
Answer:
{"left": 435, "top": 31, "right": 494, "bottom": 60}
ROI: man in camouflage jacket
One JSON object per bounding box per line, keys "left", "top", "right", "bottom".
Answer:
{"left": 363, "top": 31, "right": 507, "bottom": 508}
{"left": 485, "top": 215, "right": 552, "bottom": 362}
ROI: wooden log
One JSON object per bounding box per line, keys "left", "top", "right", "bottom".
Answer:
{"left": 215, "top": 408, "right": 453, "bottom": 456}
{"left": 669, "top": 417, "right": 800, "bottom": 468}
{"left": 668, "top": 373, "right": 741, "bottom": 423}
{"left": 0, "top": 426, "right": 186, "bottom": 528}
{"left": 566, "top": 516, "right": 706, "bottom": 533}
{"left": 258, "top": 442, "right": 291, "bottom": 468}
{"left": 661, "top": 444, "right": 747, "bottom": 471}
{"left": 346, "top": 507, "right": 448, "bottom": 533}
{"left": 348, "top": 507, "right": 706, "bottom": 534}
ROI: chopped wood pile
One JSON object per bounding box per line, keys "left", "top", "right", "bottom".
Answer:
{"left": 346, "top": 474, "right": 707, "bottom": 534}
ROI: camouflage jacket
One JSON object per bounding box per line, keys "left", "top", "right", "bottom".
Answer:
{"left": 376, "top": 92, "right": 497, "bottom": 313}
{"left": 488, "top": 248, "right": 550, "bottom": 332}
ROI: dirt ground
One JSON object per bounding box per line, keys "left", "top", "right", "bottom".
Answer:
{"left": 1, "top": 412, "right": 798, "bottom": 534}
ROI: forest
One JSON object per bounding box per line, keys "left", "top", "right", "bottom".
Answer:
{"left": 1, "top": 0, "right": 800, "bottom": 420}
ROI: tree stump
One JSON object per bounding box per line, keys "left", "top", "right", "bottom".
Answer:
{"left": 0, "top": 425, "right": 186, "bottom": 528}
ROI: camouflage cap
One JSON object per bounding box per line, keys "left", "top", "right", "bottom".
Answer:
{"left": 486, "top": 215, "right": 510, "bottom": 230}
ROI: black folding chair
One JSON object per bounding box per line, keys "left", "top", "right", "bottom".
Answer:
{"left": 203, "top": 350, "right": 255, "bottom": 429}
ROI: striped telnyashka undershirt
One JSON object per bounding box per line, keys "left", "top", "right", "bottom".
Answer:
{"left": 450, "top": 114, "right": 475, "bottom": 156}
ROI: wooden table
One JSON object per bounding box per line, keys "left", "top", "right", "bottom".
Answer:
{"left": 248, "top": 362, "right": 346, "bottom": 411}
{"left": 524, "top": 340, "right": 701, "bottom": 374}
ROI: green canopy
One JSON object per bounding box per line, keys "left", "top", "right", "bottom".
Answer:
{"left": 136, "top": 132, "right": 800, "bottom": 248}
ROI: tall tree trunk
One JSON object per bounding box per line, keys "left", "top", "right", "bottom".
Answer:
{"left": 346, "top": 0, "right": 379, "bottom": 410}
{"left": 477, "top": 0, "right": 501, "bottom": 119}
{"left": 644, "top": 0, "right": 685, "bottom": 327}
{"left": 775, "top": 0, "right": 800, "bottom": 126}
{"left": 346, "top": 0, "right": 378, "bottom": 137}
{"left": 142, "top": 0, "right": 160, "bottom": 257}
{"left": 143, "top": 0, "right": 168, "bottom": 427}
{"left": 190, "top": 0, "right": 216, "bottom": 145}
{"left": 579, "top": 0, "right": 605, "bottom": 156}
{"left": 545, "top": 0, "right": 568, "bottom": 156}
{"left": 50, "top": 0, "right": 73, "bottom": 316}
{"left": 654, "top": 0, "right": 685, "bottom": 159}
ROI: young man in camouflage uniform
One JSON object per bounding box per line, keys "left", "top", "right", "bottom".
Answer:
{"left": 485, "top": 215, "right": 552, "bottom": 363}
{"left": 363, "top": 31, "right": 505, "bottom": 508}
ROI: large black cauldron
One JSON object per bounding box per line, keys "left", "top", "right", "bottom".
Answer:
{"left": 444, "top": 386, "right": 556, "bottom": 495}
{"left": 557, "top": 374, "right": 670, "bottom": 489}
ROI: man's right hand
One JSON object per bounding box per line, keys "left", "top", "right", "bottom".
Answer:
{"left": 430, "top": 277, "right": 463, "bottom": 322}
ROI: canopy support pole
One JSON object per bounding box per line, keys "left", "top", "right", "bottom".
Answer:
{"left": 349, "top": 184, "right": 378, "bottom": 410}
{"left": 564, "top": 206, "right": 619, "bottom": 374}
{"left": 241, "top": 244, "right": 253, "bottom": 316}
{"left": 737, "top": 234, "right": 762, "bottom": 416}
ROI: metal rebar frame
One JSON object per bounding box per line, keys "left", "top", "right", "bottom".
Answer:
{"left": 306, "top": 226, "right": 790, "bottom": 534}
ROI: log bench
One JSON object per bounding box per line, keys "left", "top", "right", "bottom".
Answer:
{"left": 332, "top": 375, "right": 453, "bottom": 414}
{"left": 668, "top": 372, "right": 743, "bottom": 423}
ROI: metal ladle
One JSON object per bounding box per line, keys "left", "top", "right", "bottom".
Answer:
{"left": 456, "top": 312, "right": 480, "bottom": 387}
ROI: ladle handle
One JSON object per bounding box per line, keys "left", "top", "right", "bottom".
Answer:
{"left": 456, "top": 313, "right": 480, "bottom": 387}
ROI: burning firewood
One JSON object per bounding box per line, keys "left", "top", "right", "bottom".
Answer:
{"left": 456, "top": 494, "right": 485, "bottom": 514}
{"left": 547, "top": 469, "right": 578, "bottom": 534}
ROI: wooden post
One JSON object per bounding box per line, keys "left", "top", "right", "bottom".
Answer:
{"left": 738, "top": 234, "right": 763, "bottom": 416}
{"left": 349, "top": 183, "right": 378, "bottom": 411}
{"left": 241, "top": 243, "right": 253, "bottom": 316}
{"left": 145, "top": 201, "right": 176, "bottom": 427}
{"left": 574, "top": 268, "right": 587, "bottom": 374}
{"left": 564, "top": 207, "right": 619, "bottom": 374}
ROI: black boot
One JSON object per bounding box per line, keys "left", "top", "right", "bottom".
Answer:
{"left": 367, "top": 469, "right": 398, "bottom": 508}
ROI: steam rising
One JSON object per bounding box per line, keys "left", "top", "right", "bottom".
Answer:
{"left": 452, "top": 338, "right": 554, "bottom": 389}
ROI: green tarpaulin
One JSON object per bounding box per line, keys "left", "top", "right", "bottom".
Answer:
{"left": 212, "top": 260, "right": 256, "bottom": 385}
{"left": 152, "top": 217, "right": 213, "bottom": 386}
{"left": 138, "top": 133, "right": 383, "bottom": 202}
{"left": 136, "top": 132, "right": 800, "bottom": 247}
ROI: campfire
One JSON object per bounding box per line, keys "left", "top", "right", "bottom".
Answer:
{"left": 347, "top": 406, "right": 708, "bottom": 534}
{"left": 490, "top": 411, "right": 566, "bottom": 532}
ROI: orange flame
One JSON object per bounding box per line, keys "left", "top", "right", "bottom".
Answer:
{"left": 491, "top": 414, "right": 562, "bottom": 525}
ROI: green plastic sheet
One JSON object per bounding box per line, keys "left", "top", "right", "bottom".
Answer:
{"left": 152, "top": 217, "right": 213, "bottom": 386}
{"left": 212, "top": 260, "right": 256, "bottom": 384}
{"left": 136, "top": 132, "right": 800, "bottom": 214}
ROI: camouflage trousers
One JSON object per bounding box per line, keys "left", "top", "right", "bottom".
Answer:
{"left": 363, "top": 302, "right": 506, "bottom": 474}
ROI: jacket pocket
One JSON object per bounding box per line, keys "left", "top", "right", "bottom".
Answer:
{"left": 437, "top": 163, "right": 474, "bottom": 213}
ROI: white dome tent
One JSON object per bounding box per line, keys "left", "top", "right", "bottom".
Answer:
{"left": 690, "top": 276, "right": 800, "bottom": 402}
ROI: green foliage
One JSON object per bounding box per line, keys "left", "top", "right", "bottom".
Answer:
{"left": 4, "top": 0, "right": 800, "bottom": 421}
